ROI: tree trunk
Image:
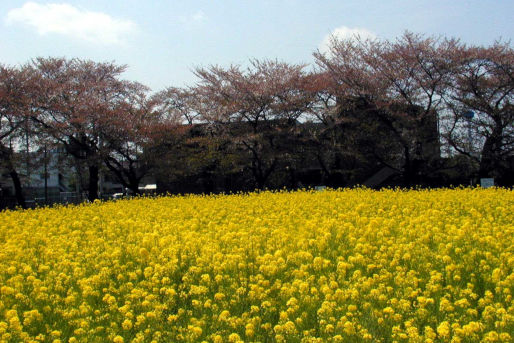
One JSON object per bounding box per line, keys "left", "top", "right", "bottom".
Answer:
{"left": 479, "top": 126, "right": 503, "bottom": 179}
{"left": 88, "top": 164, "right": 99, "bottom": 201}
{"left": 252, "top": 160, "right": 265, "bottom": 190}
{"left": 316, "top": 153, "right": 331, "bottom": 185}
{"left": 251, "top": 158, "right": 276, "bottom": 190}
{"left": 128, "top": 177, "right": 140, "bottom": 195}
{"left": 9, "top": 168, "right": 26, "bottom": 209}
{"left": 403, "top": 146, "right": 414, "bottom": 187}
{"left": 288, "top": 167, "right": 297, "bottom": 189}
{"left": 0, "top": 145, "right": 26, "bottom": 209}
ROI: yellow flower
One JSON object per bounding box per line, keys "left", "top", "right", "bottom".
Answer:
{"left": 121, "top": 319, "right": 132, "bottom": 330}
{"left": 343, "top": 321, "right": 355, "bottom": 335}
{"left": 228, "top": 333, "right": 241, "bottom": 342}
{"left": 0, "top": 188, "right": 511, "bottom": 342}
{"left": 437, "top": 321, "right": 450, "bottom": 339}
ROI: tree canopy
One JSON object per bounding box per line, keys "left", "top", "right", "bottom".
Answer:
{"left": 1, "top": 33, "right": 512, "bottom": 208}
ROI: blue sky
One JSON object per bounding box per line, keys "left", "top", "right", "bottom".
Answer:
{"left": 1, "top": 1, "right": 512, "bottom": 91}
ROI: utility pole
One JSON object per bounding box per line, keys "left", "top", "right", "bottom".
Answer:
{"left": 25, "top": 120, "right": 30, "bottom": 185}
{"left": 44, "top": 145, "right": 48, "bottom": 204}
{"left": 463, "top": 110, "right": 475, "bottom": 185}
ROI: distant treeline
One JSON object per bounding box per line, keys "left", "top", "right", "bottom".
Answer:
{"left": 1, "top": 32, "right": 512, "bottom": 208}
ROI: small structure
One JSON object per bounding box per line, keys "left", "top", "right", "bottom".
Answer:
{"left": 139, "top": 184, "right": 157, "bottom": 195}
{"left": 480, "top": 178, "right": 494, "bottom": 188}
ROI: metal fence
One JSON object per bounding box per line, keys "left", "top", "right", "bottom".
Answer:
{"left": 1, "top": 191, "right": 159, "bottom": 210}
{"left": 30, "top": 192, "right": 85, "bottom": 207}
{"left": 1, "top": 191, "right": 87, "bottom": 210}
{"left": 0, "top": 197, "right": 18, "bottom": 210}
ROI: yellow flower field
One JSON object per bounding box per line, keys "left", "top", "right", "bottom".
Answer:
{"left": 0, "top": 188, "right": 513, "bottom": 343}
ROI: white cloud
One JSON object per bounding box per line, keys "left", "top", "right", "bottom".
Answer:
{"left": 319, "top": 26, "right": 376, "bottom": 55}
{"left": 179, "top": 10, "right": 207, "bottom": 26}
{"left": 5, "top": 2, "right": 137, "bottom": 45}
{"left": 192, "top": 11, "right": 206, "bottom": 22}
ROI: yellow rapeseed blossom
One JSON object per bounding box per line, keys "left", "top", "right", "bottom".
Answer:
{"left": 0, "top": 188, "right": 512, "bottom": 342}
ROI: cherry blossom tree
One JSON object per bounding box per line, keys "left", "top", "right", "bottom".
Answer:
{"left": 29, "top": 57, "right": 137, "bottom": 201}
{"left": 443, "top": 42, "right": 513, "bottom": 183}
{"left": 0, "top": 64, "right": 37, "bottom": 207}
{"left": 314, "top": 33, "right": 459, "bottom": 185}
{"left": 192, "top": 60, "right": 312, "bottom": 188}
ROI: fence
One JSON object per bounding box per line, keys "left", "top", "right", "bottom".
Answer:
{"left": 1, "top": 191, "right": 87, "bottom": 210}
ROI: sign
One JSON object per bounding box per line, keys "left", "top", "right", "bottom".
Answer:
{"left": 480, "top": 178, "right": 494, "bottom": 188}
